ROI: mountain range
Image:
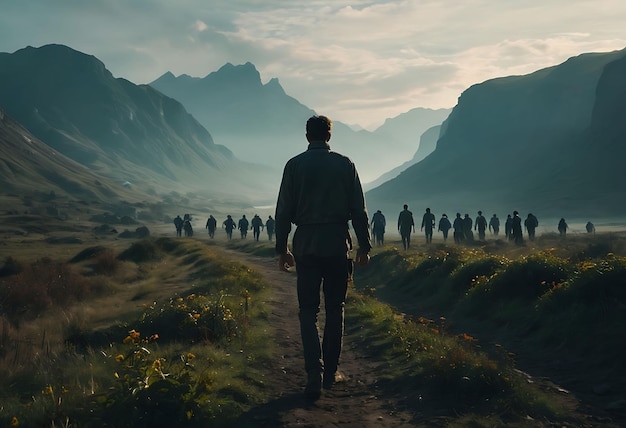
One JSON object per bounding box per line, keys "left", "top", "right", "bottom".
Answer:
{"left": 0, "top": 44, "right": 274, "bottom": 205}
{"left": 1, "top": 43, "right": 625, "bottom": 222}
{"left": 366, "top": 48, "right": 626, "bottom": 220}
{"left": 150, "top": 67, "right": 450, "bottom": 183}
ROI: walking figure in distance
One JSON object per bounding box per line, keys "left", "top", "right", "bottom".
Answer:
{"left": 421, "top": 208, "right": 436, "bottom": 244}
{"left": 511, "top": 211, "right": 524, "bottom": 245}
{"left": 174, "top": 215, "right": 183, "bottom": 237}
{"left": 205, "top": 215, "right": 217, "bottom": 238}
{"left": 438, "top": 213, "right": 451, "bottom": 241}
{"left": 251, "top": 214, "right": 264, "bottom": 241}
{"left": 489, "top": 214, "right": 500, "bottom": 236}
{"left": 453, "top": 213, "right": 464, "bottom": 244}
{"left": 524, "top": 213, "right": 539, "bottom": 241}
{"left": 558, "top": 218, "right": 568, "bottom": 236}
{"left": 475, "top": 211, "right": 487, "bottom": 241}
{"left": 371, "top": 209, "right": 386, "bottom": 246}
{"left": 398, "top": 204, "right": 415, "bottom": 250}
{"left": 238, "top": 215, "right": 249, "bottom": 239}
{"left": 223, "top": 215, "right": 236, "bottom": 240}
{"left": 265, "top": 215, "right": 276, "bottom": 241}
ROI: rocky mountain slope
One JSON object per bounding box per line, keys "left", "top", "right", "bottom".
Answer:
{"left": 366, "top": 48, "right": 626, "bottom": 219}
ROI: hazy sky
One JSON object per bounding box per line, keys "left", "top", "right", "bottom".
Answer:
{"left": 1, "top": 1, "right": 625, "bottom": 129}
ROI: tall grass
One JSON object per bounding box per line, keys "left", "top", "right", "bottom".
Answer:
{"left": 346, "top": 292, "right": 574, "bottom": 423}
{"left": 0, "top": 238, "right": 272, "bottom": 427}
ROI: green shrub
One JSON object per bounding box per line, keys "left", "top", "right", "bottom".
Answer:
{"left": 135, "top": 292, "right": 243, "bottom": 344}
{"left": 118, "top": 239, "right": 161, "bottom": 263}
{"left": 471, "top": 252, "right": 570, "bottom": 301}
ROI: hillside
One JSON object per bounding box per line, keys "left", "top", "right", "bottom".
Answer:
{"left": 0, "top": 110, "right": 138, "bottom": 202}
{"left": 366, "top": 48, "right": 626, "bottom": 219}
{"left": 0, "top": 44, "right": 275, "bottom": 202}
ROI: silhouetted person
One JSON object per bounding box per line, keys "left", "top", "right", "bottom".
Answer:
{"left": 489, "top": 214, "right": 500, "bottom": 236}
{"left": 397, "top": 204, "right": 415, "bottom": 250}
{"left": 205, "top": 215, "right": 217, "bottom": 238}
{"left": 511, "top": 211, "right": 523, "bottom": 245}
{"left": 438, "top": 214, "right": 451, "bottom": 241}
{"left": 223, "top": 215, "right": 236, "bottom": 240}
{"left": 275, "top": 115, "right": 371, "bottom": 399}
{"left": 463, "top": 214, "right": 474, "bottom": 241}
{"left": 238, "top": 215, "right": 249, "bottom": 239}
{"left": 184, "top": 213, "right": 192, "bottom": 221}
{"left": 524, "top": 213, "right": 539, "bottom": 241}
{"left": 558, "top": 218, "right": 568, "bottom": 236}
{"left": 174, "top": 215, "right": 183, "bottom": 237}
{"left": 586, "top": 221, "right": 595, "bottom": 234}
{"left": 183, "top": 219, "right": 193, "bottom": 237}
{"left": 504, "top": 214, "right": 513, "bottom": 241}
{"left": 421, "top": 208, "right": 436, "bottom": 244}
{"left": 453, "top": 213, "right": 464, "bottom": 244}
{"left": 371, "top": 209, "right": 386, "bottom": 246}
{"left": 475, "top": 211, "right": 487, "bottom": 241}
{"left": 251, "top": 214, "right": 264, "bottom": 241}
{"left": 266, "top": 215, "right": 275, "bottom": 241}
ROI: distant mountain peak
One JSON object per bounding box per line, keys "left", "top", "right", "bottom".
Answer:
{"left": 210, "top": 62, "right": 261, "bottom": 84}
{"left": 11, "top": 43, "right": 112, "bottom": 80}
{"left": 265, "top": 77, "right": 285, "bottom": 94}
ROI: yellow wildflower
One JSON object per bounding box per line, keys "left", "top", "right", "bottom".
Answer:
{"left": 10, "top": 416, "right": 19, "bottom": 426}
{"left": 115, "top": 354, "right": 125, "bottom": 362}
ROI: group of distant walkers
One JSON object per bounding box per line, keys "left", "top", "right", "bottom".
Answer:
{"left": 175, "top": 205, "right": 597, "bottom": 249}
{"left": 174, "top": 213, "right": 276, "bottom": 241}
{"left": 371, "top": 205, "right": 597, "bottom": 250}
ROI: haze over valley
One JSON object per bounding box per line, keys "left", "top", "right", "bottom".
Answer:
{"left": 2, "top": 43, "right": 625, "bottom": 226}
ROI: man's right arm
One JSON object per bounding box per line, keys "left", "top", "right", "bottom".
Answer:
{"left": 275, "top": 163, "right": 293, "bottom": 256}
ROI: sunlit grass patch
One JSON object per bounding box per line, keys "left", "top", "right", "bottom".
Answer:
{"left": 474, "top": 251, "right": 569, "bottom": 299}
{"left": 345, "top": 291, "right": 571, "bottom": 422}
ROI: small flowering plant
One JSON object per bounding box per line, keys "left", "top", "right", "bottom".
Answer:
{"left": 102, "top": 329, "right": 210, "bottom": 426}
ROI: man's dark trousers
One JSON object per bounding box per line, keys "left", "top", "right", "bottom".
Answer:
{"left": 295, "top": 255, "right": 349, "bottom": 377}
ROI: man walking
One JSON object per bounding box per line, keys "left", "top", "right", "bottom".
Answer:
{"left": 421, "top": 208, "right": 436, "bottom": 244}
{"left": 397, "top": 204, "right": 415, "bottom": 250}
{"left": 275, "top": 115, "right": 371, "bottom": 400}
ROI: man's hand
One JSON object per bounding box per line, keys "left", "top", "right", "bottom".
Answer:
{"left": 279, "top": 251, "right": 295, "bottom": 272}
{"left": 356, "top": 251, "right": 370, "bottom": 268}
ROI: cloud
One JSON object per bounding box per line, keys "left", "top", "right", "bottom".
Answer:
{"left": 1, "top": 0, "right": 625, "bottom": 128}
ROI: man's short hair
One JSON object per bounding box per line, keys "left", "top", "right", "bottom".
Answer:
{"left": 306, "top": 115, "right": 332, "bottom": 140}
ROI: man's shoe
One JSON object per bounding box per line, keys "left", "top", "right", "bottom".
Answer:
{"left": 323, "top": 371, "right": 346, "bottom": 390}
{"left": 304, "top": 372, "right": 322, "bottom": 400}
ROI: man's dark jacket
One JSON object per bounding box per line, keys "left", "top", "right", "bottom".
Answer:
{"left": 275, "top": 141, "right": 371, "bottom": 257}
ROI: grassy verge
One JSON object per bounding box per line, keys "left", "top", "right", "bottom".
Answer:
{"left": 345, "top": 290, "right": 582, "bottom": 425}
{"left": 0, "top": 238, "right": 273, "bottom": 427}
{"left": 355, "top": 239, "right": 626, "bottom": 420}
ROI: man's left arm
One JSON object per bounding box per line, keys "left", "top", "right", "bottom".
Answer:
{"left": 349, "top": 167, "right": 371, "bottom": 267}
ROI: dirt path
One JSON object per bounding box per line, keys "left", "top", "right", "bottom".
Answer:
{"left": 225, "top": 250, "right": 417, "bottom": 428}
